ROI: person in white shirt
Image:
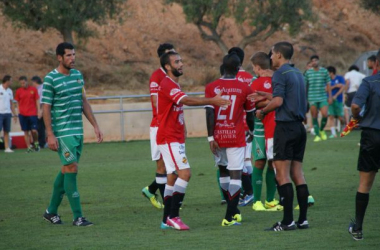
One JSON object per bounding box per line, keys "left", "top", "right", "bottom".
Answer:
{"left": 0, "top": 75, "right": 18, "bottom": 153}
{"left": 344, "top": 65, "right": 366, "bottom": 125}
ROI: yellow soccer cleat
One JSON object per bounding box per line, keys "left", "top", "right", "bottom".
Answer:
{"left": 265, "top": 199, "right": 283, "bottom": 211}
{"left": 221, "top": 219, "right": 241, "bottom": 227}
{"left": 233, "top": 213, "right": 242, "bottom": 223}
{"left": 313, "top": 136, "right": 322, "bottom": 142}
{"left": 252, "top": 201, "right": 266, "bottom": 211}
{"left": 294, "top": 205, "right": 299, "bottom": 210}
{"left": 142, "top": 186, "right": 163, "bottom": 209}
{"left": 320, "top": 131, "right": 327, "bottom": 140}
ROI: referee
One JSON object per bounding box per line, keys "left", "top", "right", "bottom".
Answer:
{"left": 348, "top": 49, "right": 380, "bottom": 241}
{"left": 255, "top": 41, "right": 309, "bottom": 231}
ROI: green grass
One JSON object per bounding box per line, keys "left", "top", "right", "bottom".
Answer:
{"left": 1, "top": 131, "right": 379, "bottom": 249}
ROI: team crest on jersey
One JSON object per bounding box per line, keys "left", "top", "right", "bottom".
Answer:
{"left": 182, "top": 157, "right": 188, "bottom": 164}
{"left": 170, "top": 88, "right": 181, "bottom": 96}
{"left": 214, "top": 86, "right": 221, "bottom": 95}
{"left": 264, "top": 81, "right": 271, "bottom": 89}
{"left": 64, "top": 152, "right": 70, "bottom": 158}
{"left": 77, "top": 79, "right": 82, "bottom": 84}
{"left": 150, "top": 82, "right": 159, "bottom": 88}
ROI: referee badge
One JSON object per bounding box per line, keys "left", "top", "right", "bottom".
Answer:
{"left": 77, "top": 79, "right": 81, "bottom": 84}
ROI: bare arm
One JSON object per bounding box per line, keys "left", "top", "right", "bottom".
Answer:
{"left": 206, "top": 107, "right": 219, "bottom": 155}
{"left": 10, "top": 100, "right": 17, "bottom": 123}
{"left": 82, "top": 93, "right": 103, "bottom": 143}
{"left": 180, "top": 93, "right": 230, "bottom": 107}
{"left": 36, "top": 99, "right": 41, "bottom": 118}
{"left": 333, "top": 84, "right": 345, "bottom": 99}
{"left": 43, "top": 104, "right": 59, "bottom": 151}
{"left": 256, "top": 97, "right": 283, "bottom": 120}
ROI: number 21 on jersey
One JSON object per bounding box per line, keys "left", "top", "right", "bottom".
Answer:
{"left": 217, "top": 95, "right": 236, "bottom": 120}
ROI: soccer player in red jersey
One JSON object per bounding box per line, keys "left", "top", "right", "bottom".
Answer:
{"left": 228, "top": 47, "right": 255, "bottom": 206}
{"left": 158, "top": 51, "right": 231, "bottom": 230}
{"left": 15, "top": 76, "right": 41, "bottom": 152}
{"left": 142, "top": 43, "right": 175, "bottom": 209}
{"left": 205, "top": 53, "right": 255, "bottom": 226}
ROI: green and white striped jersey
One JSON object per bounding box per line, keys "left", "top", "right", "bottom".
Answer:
{"left": 304, "top": 67, "right": 331, "bottom": 102}
{"left": 41, "top": 69, "right": 84, "bottom": 138}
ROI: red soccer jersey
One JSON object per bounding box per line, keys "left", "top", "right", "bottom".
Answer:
{"left": 236, "top": 70, "right": 253, "bottom": 85}
{"left": 15, "top": 86, "right": 39, "bottom": 116}
{"left": 205, "top": 78, "right": 255, "bottom": 148}
{"left": 250, "top": 77, "right": 276, "bottom": 139}
{"left": 156, "top": 76, "right": 187, "bottom": 145}
{"left": 149, "top": 68, "right": 166, "bottom": 127}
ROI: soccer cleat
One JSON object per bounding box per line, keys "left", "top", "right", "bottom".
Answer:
{"left": 329, "top": 134, "right": 337, "bottom": 139}
{"left": 348, "top": 220, "right": 363, "bottom": 241}
{"left": 160, "top": 222, "right": 171, "bottom": 229}
{"left": 308, "top": 195, "right": 315, "bottom": 207}
{"left": 296, "top": 220, "right": 309, "bottom": 229}
{"left": 221, "top": 219, "right": 241, "bottom": 227}
{"left": 73, "top": 217, "right": 93, "bottom": 226}
{"left": 294, "top": 205, "right": 299, "bottom": 210}
{"left": 43, "top": 210, "right": 63, "bottom": 224}
{"left": 265, "top": 199, "right": 283, "bottom": 211}
{"left": 34, "top": 142, "right": 40, "bottom": 152}
{"left": 221, "top": 199, "right": 227, "bottom": 205}
{"left": 27, "top": 146, "right": 34, "bottom": 153}
{"left": 142, "top": 186, "right": 163, "bottom": 209}
{"left": 166, "top": 216, "right": 190, "bottom": 230}
{"left": 238, "top": 194, "right": 254, "bottom": 207}
{"left": 320, "top": 131, "right": 327, "bottom": 140}
{"left": 313, "top": 136, "right": 322, "bottom": 142}
{"left": 265, "top": 221, "right": 296, "bottom": 231}
{"left": 233, "top": 213, "right": 242, "bottom": 222}
{"left": 4, "top": 148, "right": 14, "bottom": 153}
{"left": 252, "top": 201, "right": 266, "bottom": 211}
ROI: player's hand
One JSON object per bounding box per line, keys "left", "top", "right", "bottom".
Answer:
{"left": 328, "top": 97, "right": 333, "bottom": 104}
{"left": 38, "top": 110, "right": 43, "bottom": 119}
{"left": 245, "top": 131, "right": 253, "bottom": 143}
{"left": 247, "top": 91, "right": 271, "bottom": 102}
{"left": 94, "top": 126, "right": 103, "bottom": 143}
{"left": 212, "top": 92, "right": 231, "bottom": 108}
{"left": 256, "top": 109, "right": 264, "bottom": 120}
{"left": 47, "top": 134, "right": 59, "bottom": 151}
{"left": 209, "top": 140, "right": 220, "bottom": 156}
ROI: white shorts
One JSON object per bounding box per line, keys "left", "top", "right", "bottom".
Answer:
{"left": 245, "top": 142, "right": 252, "bottom": 160}
{"left": 266, "top": 138, "right": 274, "bottom": 160}
{"left": 158, "top": 142, "right": 190, "bottom": 174}
{"left": 214, "top": 147, "right": 245, "bottom": 171}
{"left": 150, "top": 127, "right": 161, "bottom": 161}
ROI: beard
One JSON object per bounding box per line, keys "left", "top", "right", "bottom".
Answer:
{"left": 172, "top": 68, "right": 183, "bottom": 77}
{"left": 63, "top": 62, "right": 74, "bottom": 70}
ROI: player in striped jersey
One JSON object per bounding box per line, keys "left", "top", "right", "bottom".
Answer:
{"left": 42, "top": 42, "right": 103, "bottom": 226}
{"left": 304, "top": 55, "right": 332, "bottom": 142}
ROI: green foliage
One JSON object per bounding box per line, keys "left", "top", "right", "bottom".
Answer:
{"left": 0, "top": 0, "right": 126, "bottom": 43}
{"left": 361, "top": 0, "right": 380, "bottom": 15}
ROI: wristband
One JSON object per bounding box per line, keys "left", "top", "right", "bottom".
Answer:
{"left": 260, "top": 109, "right": 267, "bottom": 116}
{"left": 207, "top": 136, "right": 214, "bottom": 142}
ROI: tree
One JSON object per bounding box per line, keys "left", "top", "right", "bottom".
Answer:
{"left": 361, "top": 0, "right": 380, "bottom": 15}
{"left": 0, "top": 0, "right": 126, "bottom": 44}
{"left": 166, "top": 0, "right": 314, "bottom": 54}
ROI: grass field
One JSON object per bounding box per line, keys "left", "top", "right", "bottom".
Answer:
{"left": 1, "top": 131, "right": 379, "bottom": 249}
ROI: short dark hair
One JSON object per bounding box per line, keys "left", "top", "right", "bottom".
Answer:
{"left": 31, "top": 76, "right": 42, "bottom": 84}
{"left": 327, "top": 66, "right": 336, "bottom": 74}
{"left": 160, "top": 51, "right": 179, "bottom": 72}
{"left": 19, "top": 76, "right": 27, "bottom": 81}
{"left": 348, "top": 65, "right": 359, "bottom": 71}
{"left": 157, "top": 43, "right": 175, "bottom": 58}
{"left": 219, "top": 64, "right": 225, "bottom": 76}
{"left": 273, "top": 42, "right": 294, "bottom": 60}
{"left": 367, "top": 55, "right": 376, "bottom": 62}
{"left": 310, "top": 55, "right": 319, "bottom": 61}
{"left": 250, "top": 52, "right": 270, "bottom": 70}
{"left": 56, "top": 42, "right": 74, "bottom": 56}
{"left": 223, "top": 53, "right": 240, "bottom": 76}
{"left": 228, "top": 47, "right": 244, "bottom": 64}
{"left": 2, "top": 75, "right": 11, "bottom": 83}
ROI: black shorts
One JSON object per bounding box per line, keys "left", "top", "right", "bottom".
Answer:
{"left": 273, "top": 121, "right": 307, "bottom": 162}
{"left": 357, "top": 128, "right": 380, "bottom": 172}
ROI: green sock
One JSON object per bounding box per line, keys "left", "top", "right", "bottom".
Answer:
{"left": 216, "top": 169, "right": 224, "bottom": 200}
{"left": 312, "top": 118, "right": 320, "bottom": 136}
{"left": 252, "top": 167, "right": 263, "bottom": 202}
{"left": 265, "top": 168, "right": 276, "bottom": 202}
{"left": 47, "top": 171, "right": 65, "bottom": 214}
{"left": 64, "top": 173, "right": 83, "bottom": 220}
{"left": 320, "top": 117, "right": 328, "bottom": 131}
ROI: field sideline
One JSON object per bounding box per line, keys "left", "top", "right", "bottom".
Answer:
{"left": 1, "top": 131, "right": 379, "bottom": 249}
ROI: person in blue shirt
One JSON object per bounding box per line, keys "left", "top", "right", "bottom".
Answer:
{"left": 327, "top": 66, "right": 345, "bottom": 138}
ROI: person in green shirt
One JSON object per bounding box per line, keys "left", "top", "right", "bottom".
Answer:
{"left": 304, "top": 55, "right": 332, "bottom": 142}
{"left": 42, "top": 42, "right": 103, "bottom": 226}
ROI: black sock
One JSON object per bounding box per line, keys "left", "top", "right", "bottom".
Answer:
{"left": 355, "top": 192, "right": 369, "bottom": 231}
{"left": 163, "top": 196, "right": 172, "bottom": 223}
{"left": 279, "top": 183, "right": 294, "bottom": 225}
{"left": 296, "top": 184, "right": 309, "bottom": 223}
{"left": 156, "top": 173, "right": 167, "bottom": 200}
{"left": 241, "top": 173, "right": 253, "bottom": 195}
{"left": 148, "top": 179, "right": 158, "bottom": 194}
{"left": 170, "top": 192, "right": 185, "bottom": 218}
{"left": 226, "top": 191, "right": 240, "bottom": 221}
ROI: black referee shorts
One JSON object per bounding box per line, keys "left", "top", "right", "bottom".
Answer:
{"left": 357, "top": 128, "right": 380, "bottom": 172}
{"left": 273, "top": 121, "right": 307, "bottom": 162}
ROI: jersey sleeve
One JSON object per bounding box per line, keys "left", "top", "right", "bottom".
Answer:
{"left": 272, "top": 72, "right": 286, "bottom": 98}
{"left": 41, "top": 76, "right": 54, "bottom": 105}
{"left": 162, "top": 80, "right": 187, "bottom": 105}
{"left": 149, "top": 73, "right": 160, "bottom": 96}
{"left": 352, "top": 79, "right": 369, "bottom": 109}
{"left": 325, "top": 70, "right": 331, "bottom": 84}
{"left": 204, "top": 84, "right": 214, "bottom": 109}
